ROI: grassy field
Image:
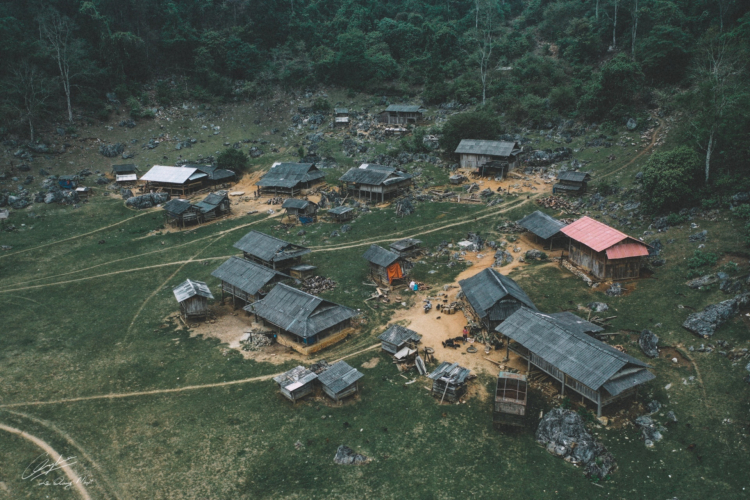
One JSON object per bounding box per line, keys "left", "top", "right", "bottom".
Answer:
{"left": 1, "top": 98, "right": 749, "bottom": 499}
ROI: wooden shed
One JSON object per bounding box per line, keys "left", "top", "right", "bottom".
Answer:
{"left": 554, "top": 171, "right": 591, "bottom": 195}
{"left": 289, "top": 264, "right": 317, "bottom": 280}
{"left": 140, "top": 165, "right": 207, "bottom": 196}
{"left": 334, "top": 108, "right": 349, "bottom": 127}
{"left": 458, "top": 268, "right": 538, "bottom": 331}
{"left": 560, "top": 216, "right": 650, "bottom": 280}
{"left": 389, "top": 238, "right": 422, "bottom": 259}
{"left": 256, "top": 163, "right": 325, "bottom": 196}
{"left": 428, "top": 362, "right": 471, "bottom": 403}
{"left": 211, "top": 256, "right": 290, "bottom": 309}
{"left": 498, "top": 308, "right": 655, "bottom": 417}
{"left": 273, "top": 366, "right": 318, "bottom": 403}
{"left": 454, "top": 140, "right": 522, "bottom": 177}
{"left": 377, "top": 324, "right": 421, "bottom": 354}
{"left": 517, "top": 210, "right": 568, "bottom": 249}
{"left": 493, "top": 372, "right": 528, "bottom": 429}
{"left": 233, "top": 231, "right": 311, "bottom": 272}
{"left": 379, "top": 105, "right": 423, "bottom": 124}
{"left": 339, "top": 164, "right": 413, "bottom": 203}
{"left": 327, "top": 205, "right": 355, "bottom": 222}
{"left": 173, "top": 279, "right": 214, "bottom": 322}
{"left": 58, "top": 175, "right": 78, "bottom": 190}
{"left": 282, "top": 198, "right": 318, "bottom": 223}
{"left": 163, "top": 198, "right": 200, "bottom": 228}
{"left": 194, "top": 191, "right": 231, "bottom": 222}
{"left": 362, "top": 244, "right": 404, "bottom": 285}
{"left": 317, "top": 361, "right": 364, "bottom": 403}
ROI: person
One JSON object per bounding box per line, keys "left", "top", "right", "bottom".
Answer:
{"left": 409, "top": 280, "right": 416, "bottom": 292}
{"left": 463, "top": 327, "right": 469, "bottom": 343}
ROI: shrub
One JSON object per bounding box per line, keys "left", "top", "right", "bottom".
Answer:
{"left": 126, "top": 96, "right": 143, "bottom": 118}
{"left": 687, "top": 250, "right": 718, "bottom": 269}
{"left": 666, "top": 213, "right": 686, "bottom": 226}
{"left": 217, "top": 148, "right": 249, "bottom": 174}
{"left": 311, "top": 98, "right": 331, "bottom": 113}
{"left": 641, "top": 146, "right": 703, "bottom": 213}
{"left": 156, "top": 81, "right": 174, "bottom": 105}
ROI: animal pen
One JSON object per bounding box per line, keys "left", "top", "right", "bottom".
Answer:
{"left": 389, "top": 238, "right": 423, "bottom": 259}
{"left": 317, "top": 361, "right": 364, "bottom": 403}
{"left": 194, "top": 191, "right": 231, "bottom": 222}
{"left": 172, "top": 279, "right": 214, "bottom": 322}
{"left": 428, "top": 362, "right": 471, "bottom": 403}
{"left": 493, "top": 372, "right": 528, "bottom": 429}
{"left": 163, "top": 199, "right": 200, "bottom": 228}
{"left": 273, "top": 366, "right": 318, "bottom": 403}
{"left": 334, "top": 108, "right": 349, "bottom": 127}
{"left": 554, "top": 171, "right": 591, "bottom": 195}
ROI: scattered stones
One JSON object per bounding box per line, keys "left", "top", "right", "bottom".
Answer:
{"left": 299, "top": 276, "right": 337, "bottom": 295}
{"left": 99, "top": 143, "right": 125, "bottom": 158}
{"left": 588, "top": 302, "right": 609, "bottom": 313}
{"left": 646, "top": 400, "right": 661, "bottom": 414}
{"left": 605, "top": 283, "right": 624, "bottom": 297}
{"left": 494, "top": 250, "right": 514, "bottom": 266}
{"left": 639, "top": 330, "right": 659, "bottom": 358}
{"left": 666, "top": 411, "right": 677, "bottom": 423}
{"left": 688, "top": 230, "right": 707, "bottom": 242}
{"left": 333, "top": 445, "right": 369, "bottom": 465}
{"left": 525, "top": 249, "right": 546, "bottom": 261}
{"left": 634, "top": 415, "right": 665, "bottom": 447}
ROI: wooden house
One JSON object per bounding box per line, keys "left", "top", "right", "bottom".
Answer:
{"left": 273, "top": 366, "right": 318, "bottom": 403}
{"left": 554, "top": 171, "right": 591, "bottom": 195}
{"left": 233, "top": 230, "right": 311, "bottom": 272}
{"left": 362, "top": 244, "right": 404, "bottom": 285}
{"left": 389, "top": 238, "right": 422, "bottom": 259}
{"left": 184, "top": 164, "right": 236, "bottom": 186}
{"left": 339, "top": 164, "right": 413, "bottom": 203}
{"left": 493, "top": 372, "right": 528, "bottom": 429}
{"left": 517, "top": 211, "right": 568, "bottom": 249}
{"left": 58, "top": 175, "right": 78, "bottom": 190}
{"left": 246, "top": 283, "right": 357, "bottom": 353}
{"left": 194, "top": 191, "right": 231, "bottom": 222}
{"left": 560, "top": 216, "right": 650, "bottom": 280}
{"left": 458, "top": 268, "right": 538, "bottom": 331}
{"left": 211, "top": 256, "right": 290, "bottom": 309}
{"left": 454, "top": 140, "right": 522, "bottom": 177}
{"left": 112, "top": 164, "right": 139, "bottom": 184}
{"left": 428, "top": 362, "right": 471, "bottom": 403}
{"left": 497, "top": 308, "right": 655, "bottom": 417}
{"left": 282, "top": 198, "right": 318, "bottom": 223}
{"left": 547, "top": 311, "right": 604, "bottom": 336}
{"left": 256, "top": 163, "right": 325, "bottom": 196}
{"left": 379, "top": 105, "right": 423, "bottom": 125}
{"left": 327, "top": 205, "right": 355, "bottom": 222}
{"left": 75, "top": 186, "right": 92, "bottom": 198}
{"left": 162, "top": 199, "right": 200, "bottom": 228}
{"left": 140, "top": 165, "right": 207, "bottom": 196}
{"left": 172, "top": 279, "right": 214, "bottom": 322}
{"left": 317, "top": 361, "right": 364, "bottom": 403}
{"left": 377, "top": 324, "right": 421, "bottom": 354}
{"left": 334, "top": 108, "right": 349, "bottom": 127}
{"left": 289, "top": 265, "right": 317, "bottom": 280}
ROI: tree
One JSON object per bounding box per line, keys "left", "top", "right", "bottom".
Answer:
{"left": 217, "top": 148, "right": 250, "bottom": 174}
{"left": 641, "top": 146, "right": 702, "bottom": 213}
{"left": 474, "top": 0, "right": 501, "bottom": 105}
{"left": 38, "top": 10, "right": 76, "bottom": 123}
{"left": 2, "top": 62, "right": 53, "bottom": 142}
{"left": 439, "top": 111, "right": 503, "bottom": 153}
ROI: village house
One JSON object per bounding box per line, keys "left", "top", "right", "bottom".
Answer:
{"left": 211, "top": 256, "right": 290, "bottom": 309}
{"left": 246, "top": 283, "right": 358, "bottom": 354}
{"left": 256, "top": 162, "right": 325, "bottom": 196}
{"left": 140, "top": 165, "right": 207, "bottom": 196}
{"left": 561, "top": 216, "right": 650, "bottom": 280}
{"left": 339, "top": 164, "right": 413, "bottom": 203}
{"left": 362, "top": 244, "right": 405, "bottom": 285}
{"left": 327, "top": 205, "right": 355, "bottom": 222}
{"left": 554, "top": 171, "right": 591, "bottom": 195}
{"left": 389, "top": 238, "right": 423, "bottom": 259}
{"left": 184, "top": 164, "right": 236, "bottom": 186}
{"left": 458, "top": 268, "right": 538, "bottom": 331}
{"left": 273, "top": 366, "right": 318, "bottom": 403}
{"left": 172, "top": 279, "right": 214, "bottom": 322}
{"left": 233, "top": 230, "right": 311, "bottom": 272}
{"left": 194, "top": 191, "right": 231, "bottom": 222}
{"left": 497, "top": 308, "right": 655, "bottom": 417}
{"left": 377, "top": 324, "right": 421, "bottom": 355}
{"left": 317, "top": 361, "right": 364, "bottom": 403}
{"left": 517, "top": 210, "right": 568, "bottom": 249}
{"left": 454, "top": 140, "right": 522, "bottom": 178}
{"left": 334, "top": 108, "right": 349, "bottom": 127}
{"left": 111, "top": 164, "right": 139, "bottom": 184}
{"left": 288, "top": 264, "right": 317, "bottom": 280}
{"left": 162, "top": 198, "right": 200, "bottom": 228}
{"left": 379, "top": 104, "right": 423, "bottom": 125}
{"left": 428, "top": 362, "right": 471, "bottom": 403}
{"left": 282, "top": 198, "right": 318, "bottom": 223}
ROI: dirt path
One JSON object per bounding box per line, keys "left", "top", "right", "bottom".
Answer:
{"left": 0, "top": 423, "right": 92, "bottom": 500}
{"left": 0, "top": 344, "right": 381, "bottom": 409}
{"left": 598, "top": 114, "right": 664, "bottom": 179}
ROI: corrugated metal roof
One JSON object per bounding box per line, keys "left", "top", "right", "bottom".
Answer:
{"left": 233, "top": 231, "right": 311, "bottom": 262}
{"left": 112, "top": 164, "right": 137, "bottom": 173}
{"left": 548, "top": 312, "right": 604, "bottom": 335}
{"left": 273, "top": 366, "right": 317, "bottom": 389}
{"left": 428, "top": 362, "right": 471, "bottom": 384}
{"left": 256, "top": 163, "right": 324, "bottom": 188}
{"left": 389, "top": 238, "right": 422, "bottom": 252}
{"left": 378, "top": 324, "right": 420, "bottom": 345}
{"left": 561, "top": 216, "right": 630, "bottom": 252}
{"left": 317, "top": 361, "right": 364, "bottom": 393}
{"left": 116, "top": 174, "right": 138, "bottom": 182}
{"left": 602, "top": 369, "right": 656, "bottom": 396}
{"left": 162, "top": 198, "right": 194, "bottom": 215}
{"left": 211, "top": 257, "right": 289, "bottom": 295}
{"left": 334, "top": 108, "right": 348, "bottom": 114}
{"left": 339, "top": 164, "right": 412, "bottom": 186}
{"left": 557, "top": 171, "right": 591, "bottom": 182}
{"left": 454, "top": 140, "right": 519, "bottom": 157}
{"left": 194, "top": 192, "right": 229, "bottom": 213}
{"left": 517, "top": 211, "right": 567, "bottom": 240}
{"left": 497, "top": 308, "right": 651, "bottom": 391}
{"left": 245, "top": 283, "right": 357, "bottom": 338}
{"left": 173, "top": 279, "right": 214, "bottom": 302}
{"left": 459, "top": 268, "right": 537, "bottom": 321}
{"left": 362, "top": 244, "right": 400, "bottom": 267}
{"left": 384, "top": 105, "right": 422, "bottom": 113}
{"left": 282, "top": 198, "right": 312, "bottom": 209}
{"left": 142, "top": 166, "right": 197, "bottom": 184}
{"left": 328, "top": 206, "right": 353, "bottom": 215}
{"left": 606, "top": 242, "right": 650, "bottom": 260}
{"left": 553, "top": 183, "right": 582, "bottom": 191}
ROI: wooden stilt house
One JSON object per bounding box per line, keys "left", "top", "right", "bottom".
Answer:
{"left": 428, "top": 362, "right": 471, "bottom": 403}
{"left": 233, "top": 231, "right": 311, "bottom": 272}
{"left": 317, "top": 361, "right": 364, "bottom": 403}
{"left": 173, "top": 279, "right": 214, "bottom": 322}
{"left": 211, "top": 256, "right": 290, "bottom": 309}
{"left": 327, "top": 206, "right": 355, "bottom": 222}
{"left": 273, "top": 366, "right": 318, "bottom": 403}
{"left": 282, "top": 199, "right": 318, "bottom": 224}
{"left": 458, "top": 268, "right": 538, "bottom": 331}
{"left": 377, "top": 324, "right": 421, "bottom": 354}
{"left": 554, "top": 171, "right": 591, "bottom": 195}
{"left": 194, "top": 191, "right": 231, "bottom": 222}
{"left": 162, "top": 198, "right": 200, "bottom": 228}
{"left": 256, "top": 163, "right": 325, "bottom": 196}
{"left": 339, "top": 164, "right": 413, "bottom": 203}
{"left": 379, "top": 105, "right": 423, "bottom": 124}
{"left": 362, "top": 244, "right": 404, "bottom": 286}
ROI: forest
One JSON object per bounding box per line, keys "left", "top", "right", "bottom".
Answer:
{"left": 1, "top": 0, "right": 750, "bottom": 206}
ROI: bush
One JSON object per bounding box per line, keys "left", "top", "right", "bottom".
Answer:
{"left": 217, "top": 148, "right": 249, "bottom": 174}
{"left": 687, "top": 250, "right": 718, "bottom": 269}
{"left": 156, "top": 81, "right": 174, "bottom": 105}
{"left": 641, "top": 146, "right": 703, "bottom": 213}
{"left": 666, "top": 213, "right": 686, "bottom": 226}
{"left": 439, "top": 111, "right": 503, "bottom": 153}
{"left": 311, "top": 98, "right": 331, "bottom": 113}
{"left": 127, "top": 96, "right": 144, "bottom": 119}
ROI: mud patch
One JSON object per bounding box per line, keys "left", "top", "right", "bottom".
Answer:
{"left": 361, "top": 357, "right": 380, "bottom": 369}
{"left": 660, "top": 346, "right": 692, "bottom": 368}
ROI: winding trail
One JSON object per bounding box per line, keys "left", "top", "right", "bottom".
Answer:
{"left": 598, "top": 114, "right": 664, "bottom": 180}
{"left": 0, "top": 423, "right": 92, "bottom": 500}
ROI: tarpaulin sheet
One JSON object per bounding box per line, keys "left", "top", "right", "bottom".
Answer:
{"left": 386, "top": 262, "right": 403, "bottom": 282}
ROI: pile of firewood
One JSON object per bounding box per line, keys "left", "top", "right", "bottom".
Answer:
{"left": 496, "top": 221, "right": 525, "bottom": 233}
{"left": 299, "top": 276, "right": 337, "bottom": 295}
{"left": 535, "top": 195, "right": 576, "bottom": 211}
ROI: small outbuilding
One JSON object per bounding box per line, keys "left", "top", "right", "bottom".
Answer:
{"left": 112, "top": 164, "right": 139, "bottom": 184}
{"left": 327, "top": 205, "right": 355, "bottom": 222}
{"left": 334, "top": 108, "right": 349, "bottom": 127}
{"left": 454, "top": 140, "right": 522, "bottom": 177}
{"left": 561, "top": 216, "right": 650, "bottom": 280}
{"left": 317, "top": 361, "right": 364, "bottom": 403}
{"left": 194, "top": 191, "right": 231, "bottom": 222}
{"left": 389, "top": 238, "right": 422, "bottom": 259}
{"left": 162, "top": 199, "right": 200, "bottom": 228}
{"left": 289, "top": 264, "right": 317, "bottom": 280}
{"left": 140, "top": 165, "right": 207, "bottom": 196}
{"left": 379, "top": 105, "right": 423, "bottom": 125}
{"left": 517, "top": 210, "right": 568, "bottom": 249}
{"left": 494, "top": 372, "right": 528, "bottom": 429}
{"left": 458, "top": 268, "right": 538, "bottom": 331}
{"left": 339, "top": 164, "right": 413, "bottom": 203}
{"left": 282, "top": 199, "right": 318, "bottom": 223}
{"left": 273, "top": 366, "right": 318, "bottom": 403}
{"left": 428, "top": 362, "right": 471, "bottom": 403}
{"left": 233, "top": 230, "right": 311, "bottom": 271}
{"left": 186, "top": 164, "right": 236, "bottom": 186}
{"left": 173, "top": 279, "right": 214, "bottom": 322}
{"left": 377, "top": 324, "right": 421, "bottom": 354}
{"left": 58, "top": 175, "right": 78, "bottom": 190}
{"left": 211, "top": 256, "right": 290, "bottom": 308}
{"left": 362, "top": 244, "right": 404, "bottom": 285}
{"left": 554, "top": 171, "right": 591, "bottom": 195}
{"left": 256, "top": 163, "right": 325, "bottom": 196}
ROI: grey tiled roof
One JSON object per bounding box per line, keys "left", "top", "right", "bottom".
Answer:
{"left": 339, "top": 164, "right": 412, "bottom": 186}
{"left": 328, "top": 206, "right": 354, "bottom": 215}
{"left": 273, "top": 366, "right": 318, "bottom": 390}
{"left": 162, "top": 199, "right": 194, "bottom": 216}
{"left": 256, "top": 163, "right": 324, "bottom": 188}
{"left": 384, "top": 105, "right": 422, "bottom": 113}
{"left": 173, "top": 279, "right": 214, "bottom": 302}
{"left": 111, "top": 164, "right": 137, "bottom": 173}
{"left": 211, "top": 257, "right": 289, "bottom": 295}
{"left": 389, "top": 238, "right": 422, "bottom": 251}
{"left": 378, "top": 324, "right": 420, "bottom": 345}
{"left": 194, "top": 191, "right": 228, "bottom": 213}
{"left": 317, "top": 361, "right": 364, "bottom": 393}
{"left": 282, "top": 198, "right": 313, "bottom": 209}
{"left": 362, "top": 244, "right": 400, "bottom": 267}
{"left": 517, "top": 210, "right": 567, "bottom": 240}
{"left": 454, "top": 140, "right": 519, "bottom": 157}
{"left": 557, "top": 171, "right": 591, "bottom": 183}
{"left": 548, "top": 312, "right": 604, "bottom": 335}
{"left": 459, "top": 268, "right": 537, "bottom": 321}
{"left": 233, "top": 231, "right": 311, "bottom": 262}
{"left": 428, "top": 362, "right": 471, "bottom": 384}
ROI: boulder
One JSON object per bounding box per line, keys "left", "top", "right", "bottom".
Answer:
{"left": 45, "top": 191, "right": 63, "bottom": 204}
{"left": 11, "top": 198, "right": 30, "bottom": 209}
{"left": 634, "top": 415, "right": 665, "bottom": 447}
{"left": 120, "top": 189, "right": 134, "bottom": 200}
{"left": 536, "top": 408, "right": 616, "bottom": 480}
{"left": 99, "top": 143, "right": 125, "bottom": 158}
{"left": 682, "top": 293, "right": 750, "bottom": 337}
{"left": 525, "top": 249, "right": 547, "bottom": 261}
{"left": 719, "top": 278, "right": 743, "bottom": 294}
{"left": 333, "top": 445, "right": 368, "bottom": 465}
{"left": 626, "top": 118, "right": 637, "bottom": 130}
{"left": 605, "top": 283, "right": 624, "bottom": 297}
{"left": 639, "top": 330, "right": 659, "bottom": 358}
{"left": 588, "top": 302, "right": 609, "bottom": 313}
{"left": 126, "top": 192, "right": 170, "bottom": 210}
{"left": 96, "top": 176, "right": 110, "bottom": 185}
{"left": 686, "top": 274, "right": 719, "bottom": 289}
{"left": 646, "top": 400, "right": 661, "bottom": 414}
{"left": 494, "top": 250, "right": 514, "bottom": 266}
{"left": 341, "top": 224, "right": 351, "bottom": 233}
{"left": 61, "top": 191, "right": 79, "bottom": 205}
{"left": 688, "top": 230, "right": 708, "bottom": 242}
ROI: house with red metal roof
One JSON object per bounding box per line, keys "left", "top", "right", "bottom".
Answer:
{"left": 560, "top": 216, "right": 650, "bottom": 280}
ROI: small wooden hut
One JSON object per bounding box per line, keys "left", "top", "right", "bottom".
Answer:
{"left": 458, "top": 268, "right": 538, "bottom": 331}
{"left": 211, "top": 256, "right": 290, "bottom": 309}
{"left": 317, "top": 361, "right": 364, "bottom": 403}
{"left": 327, "top": 206, "right": 355, "bottom": 222}
{"left": 233, "top": 231, "right": 311, "bottom": 271}
{"left": 194, "top": 191, "right": 231, "bottom": 222}
{"left": 273, "top": 366, "right": 318, "bottom": 403}
{"left": 379, "top": 105, "right": 423, "bottom": 124}
{"left": 58, "top": 175, "right": 78, "bottom": 190}
{"left": 112, "top": 164, "right": 139, "bottom": 184}
{"left": 75, "top": 186, "right": 92, "bottom": 199}
{"left": 389, "top": 238, "right": 422, "bottom": 259}
{"left": 172, "top": 279, "right": 214, "bottom": 322}
{"left": 428, "top": 362, "right": 471, "bottom": 403}
{"left": 454, "top": 140, "right": 522, "bottom": 177}
{"left": 362, "top": 244, "right": 404, "bottom": 285}
{"left": 289, "top": 265, "right": 317, "bottom": 280}
{"left": 163, "top": 199, "right": 200, "bottom": 228}
{"left": 282, "top": 199, "right": 318, "bottom": 223}
{"left": 377, "top": 324, "right": 421, "bottom": 354}
{"left": 554, "top": 171, "right": 591, "bottom": 195}
{"left": 517, "top": 210, "right": 568, "bottom": 249}
{"left": 334, "top": 108, "right": 349, "bottom": 127}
